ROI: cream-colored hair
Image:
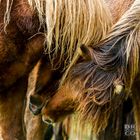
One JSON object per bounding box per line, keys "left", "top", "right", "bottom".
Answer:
{"left": 2, "top": 0, "right": 112, "bottom": 83}
{"left": 28, "top": 0, "right": 111, "bottom": 81}
{"left": 28, "top": 0, "right": 112, "bottom": 78}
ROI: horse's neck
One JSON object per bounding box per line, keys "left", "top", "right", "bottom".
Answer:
{"left": 106, "top": 0, "right": 134, "bottom": 23}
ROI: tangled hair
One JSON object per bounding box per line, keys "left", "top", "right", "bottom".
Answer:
{"left": 28, "top": 0, "right": 111, "bottom": 66}
{"left": 1, "top": 0, "right": 112, "bottom": 81}
{"left": 65, "top": 0, "right": 140, "bottom": 133}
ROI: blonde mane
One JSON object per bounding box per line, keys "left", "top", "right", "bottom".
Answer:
{"left": 1, "top": 0, "right": 112, "bottom": 83}
{"left": 27, "top": 0, "right": 112, "bottom": 83}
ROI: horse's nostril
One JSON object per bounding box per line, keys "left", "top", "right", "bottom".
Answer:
{"left": 29, "top": 94, "right": 45, "bottom": 115}
{"left": 30, "top": 95, "right": 43, "bottom": 107}
{"left": 42, "top": 116, "right": 53, "bottom": 124}
{"left": 29, "top": 102, "right": 42, "bottom": 115}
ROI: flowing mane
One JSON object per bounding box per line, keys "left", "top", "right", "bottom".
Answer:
{"left": 1, "top": 0, "right": 112, "bottom": 72}
{"left": 65, "top": 0, "right": 140, "bottom": 133}
{"left": 29, "top": 0, "right": 113, "bottom": 85}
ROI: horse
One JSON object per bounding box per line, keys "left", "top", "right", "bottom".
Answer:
{"left": 24, "top": 56, "right": 68, "bottom": 140}
{"left": 25, "top": 0, "right": 112, "bottom": 132}
{"left": 0, "top": 0, "right": 112, "bottom": 139}
{"left": 40, "top": 0, "right": 140, "bottom": 139}
{"left": 25, "top": 0, "right": 113, "bottom": 139}
{"left": 28, "top": 0, "right": 132, "bottom": 118}
{"left": 24, "top": 0, "right": 134, "bottom": 139}
{"left": 24, "top": 1, "right": 135, "bottom": 139}
{"left": 25, "top": 0, "right": 134, "bottom": 139}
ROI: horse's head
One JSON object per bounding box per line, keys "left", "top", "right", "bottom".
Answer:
{"left": 41, "top": 43, "right": 125, "bottom": 133}
{"left": 28, "top": 46, "right": 95, "bottom": 122}
{"left": 28, "top": 55, "right": 78, "bottom": 124}
{"left": 29, "top": 56, "right": 62, "bottom": 115}
{"left": 28, "top": 0, "right": 113, "bottom": 127}
{"left": 40, "top": 45, "right": 95, "bottom": 123}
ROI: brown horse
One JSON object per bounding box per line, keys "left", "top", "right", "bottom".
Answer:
{"left": 29, "top": 0, "right": 133, "bottom": 117}
{"left": 26, "top": 0, "right": 112, "bottom": 139}
{"left": 25, "top": 0, "right": 112, "bottom": 120}
{"left": 0, "top": 0, "right": 111, "bottom": 139}
{"left": 40, "top": 0, "right": 140, "bottom": 139}
{"left": 24, "top": 56, "right": 66, "bottom": 140}
{"left": 24, "top": 1, "right": 134, "bottom": 140}
{"left": 25, "top": 0, "right": 135, "bottom": 139}
{"left": 28, "top": 0, "right": 134, "bottom": 117}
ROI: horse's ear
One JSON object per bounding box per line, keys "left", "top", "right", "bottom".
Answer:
{"left": 79, "top": 44, "right": 93, "bottom": 60}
